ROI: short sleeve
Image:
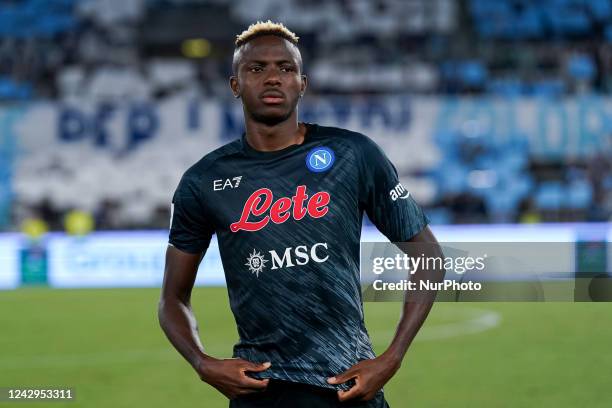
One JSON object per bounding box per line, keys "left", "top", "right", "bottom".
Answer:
{"left": 358, "top": 136, "right": 429, "bottom": 242}
{"left": 168, "top": 174, "right": 214, "bottom": 254}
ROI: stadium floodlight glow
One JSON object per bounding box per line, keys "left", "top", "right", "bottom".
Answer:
{"left": 181, "top": 38, "right": 211, "bottom": 58}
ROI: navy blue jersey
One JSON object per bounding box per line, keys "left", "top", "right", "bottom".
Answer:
{"left": 169, "top": 123, "right": 428, "bottom": 391}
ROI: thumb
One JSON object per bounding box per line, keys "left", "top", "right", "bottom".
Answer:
{"left": 244, "top": 361, "right": 272, "bottom": 372}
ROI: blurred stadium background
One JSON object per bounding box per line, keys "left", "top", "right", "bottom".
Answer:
{"left": 0, "top": 0, "right": 611, "bottom": 407}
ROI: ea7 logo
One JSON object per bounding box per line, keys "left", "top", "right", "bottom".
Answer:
{"left": 213, "top": 176, "right": 242, "bottom": 191}
{"left": 389, "top": 183, "right": 410, "bottom": 201}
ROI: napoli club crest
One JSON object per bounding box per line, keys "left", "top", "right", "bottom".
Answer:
{"left": 306, "top": 147, "right": 335, "bottom": 173}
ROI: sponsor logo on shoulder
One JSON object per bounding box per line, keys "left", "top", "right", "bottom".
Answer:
{"left": 213, "top": 176, "right": 242, "bottom": 191}
{"left": 390, "top": 182, "right": 410, "bottom": 201}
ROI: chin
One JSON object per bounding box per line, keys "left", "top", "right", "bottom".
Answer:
{"left": 251, "top": 108, "right": 293, "bottom": 126}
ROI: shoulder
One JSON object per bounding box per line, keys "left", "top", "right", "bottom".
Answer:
{"left": 181, "top": 138, "right": 242, "bottom": 182}
{"left": 311, "top": 123, "right": 379, "bottom": 154}
{"left": 312, "top": 124, "right": 384, "bottom": 161}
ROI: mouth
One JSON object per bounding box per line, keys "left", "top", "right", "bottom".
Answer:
{"left": 260, "top": 91, "right": 285, "bottom": 105}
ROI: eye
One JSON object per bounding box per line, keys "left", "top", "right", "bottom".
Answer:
{"left": 280, "top": 66, "right": 295, "bottom": 72}
{"left": 249, "top": 66, "right": 263, "bottom": 73}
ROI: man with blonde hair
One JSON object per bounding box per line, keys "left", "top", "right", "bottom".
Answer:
{"left": 159, "top": 20, "right": 441, "bottom": 407}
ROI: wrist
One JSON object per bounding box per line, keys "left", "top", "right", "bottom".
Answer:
{"left": 193, "top": 354, "right": 216, "bottom": 380}
{"left": 379, "top": 349, "right": 404, "bottom": 372}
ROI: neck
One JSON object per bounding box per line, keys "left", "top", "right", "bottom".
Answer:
{"left": 244, "top": 113, "right": 305, "bottom": 152}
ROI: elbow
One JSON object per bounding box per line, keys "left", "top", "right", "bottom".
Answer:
{"left": 157, "top": 295, "right": 188, "bottom": 330}
{"left": 157, "top": 297, "right": 169, "bottom": 330}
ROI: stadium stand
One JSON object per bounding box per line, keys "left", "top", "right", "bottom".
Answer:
{"left": 0, "top": 0, "right": 609, "bottom": 230}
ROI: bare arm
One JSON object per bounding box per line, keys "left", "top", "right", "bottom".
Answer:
{"left": 328, "top": 226, "right": 444, "bottom": 401}
{"left": 158, "top": 245, "right": 207, "bottom": 370}
{"left": 381, "top": 225, "right": 444, "bottom": 365}
{"left": 158, "top": 245, "right": 271, "bottom": 399}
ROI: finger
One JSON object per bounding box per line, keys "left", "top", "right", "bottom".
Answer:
{"left": 240, "top": 376, "right": 270, "bottom": 390}
{"left": 236, "top": 389, "right": 258, "bottom": 397}
{"left": 360, "top": 392, "right": 376, "bottom": 402}
{"left": 327, "top": 368, "right": 357, "bottom": 384}
{"left": 337, "top": 383, "right": 364, "bottom": 402}
{"left": 243, "top": 361, "right": 272, "bottom": 372}
{"left": 238, "top": 383, "right": 269, "bottom": 395}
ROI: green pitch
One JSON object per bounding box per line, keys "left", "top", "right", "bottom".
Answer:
{"left": 1, "top": 287, "right": 610, "bottom": 407}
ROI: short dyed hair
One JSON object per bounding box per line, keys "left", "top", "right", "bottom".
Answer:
{"left": 235, "top": 20, "right": 299, "bottom": 47}
{"left": 232, "top": 20, "right": 302, "bottom": 74}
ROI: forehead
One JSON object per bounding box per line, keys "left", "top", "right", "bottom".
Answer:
{"left": 239, "top": 35, "right": 300, "bottom": 64}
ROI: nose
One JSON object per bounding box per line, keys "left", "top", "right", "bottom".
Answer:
{"left": 264, "top": 67, "right": 281, "bottom": 86}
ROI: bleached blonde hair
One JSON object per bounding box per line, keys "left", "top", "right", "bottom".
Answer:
{"left": 235, "top": 20, "right": 299, "bottom": 47}
{"left": 232, "top": 20, "right": 303, "bottom": 74}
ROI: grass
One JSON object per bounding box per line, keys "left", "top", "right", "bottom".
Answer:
{"left": 1, "top": 287, "right": 611, "bottom": 407}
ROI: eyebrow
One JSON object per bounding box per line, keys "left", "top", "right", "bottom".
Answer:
{"left": 245, "top": 59, "right": 295, "bottom": 65}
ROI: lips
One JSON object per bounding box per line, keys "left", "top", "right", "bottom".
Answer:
{"left": 260, "top": 90, "right": 285, "bottom": 104}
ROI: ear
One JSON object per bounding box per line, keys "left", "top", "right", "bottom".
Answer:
{"left": 300, "top": 75, "right": 307, "bottom": 96}
{"left": 229, "top": 76, "right": 240, "bottom": 98}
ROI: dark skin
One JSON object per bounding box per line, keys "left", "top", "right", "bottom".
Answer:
{"left": 327, "top": 229, "right": 444, "bottom": 401}
{"left": 159, "top": 247, "right": 271, "bottom": 399}
{"left": 229, "top": 35, "right": 307, "bottom": 151}
{"left": 158, "top": 34, "right": 444, "bottom": 402}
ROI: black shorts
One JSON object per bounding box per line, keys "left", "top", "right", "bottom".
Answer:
{"left": 229, "top": 380, "right": 390, "bottom": 408}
